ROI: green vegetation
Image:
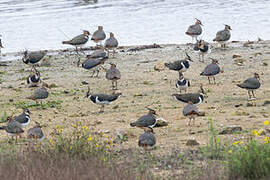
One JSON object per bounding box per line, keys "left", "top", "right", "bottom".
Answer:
{"left": 14, "top": 100, "right": 62, "bottom": 109}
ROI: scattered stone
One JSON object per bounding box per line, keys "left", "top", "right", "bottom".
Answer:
{"left": 247, "top": 102, "right": 255, "bottom": 107}
{"left": 232, "top": 54, "right": 241, "bottom": 58}
{"left": 265, "top": 129, "right": 270, "bottom": 134}
{"left": 91, "top": 120, "right": 102, "bottom": 126}
{"left": 198, "top": 112, "right": 205, "bottom": 116}
{"left": 235, "top": 104, "right": 243, "bottom": 108}
{"left": 263, "top": 100, "right": 270, "bottom": 106}
{"left": 155, "top": 117, "right": 168, "bottom": 127}
{"left": 186, "top": 138, "right": 199, "bottom": 146}
{"left": 127, "top": 44, "right": 161, "bottom": 52}
{"left": 234, "top": 58, "right": 245, "bottom": 66}
{"left": 219, "top": 125, "right": 242, "bottom": 135}
{"left": 262, "top": 62, "right": 268, "bottom": 66}
{"left": 154, "top": 61, "right": 165, "bottom": 71}
{"left": 48, "top": 83, "right": 57, "bottom": 88}
{"left": 9, "top": 99, "right": 14, "bottom": 102}
{"left": 254, "top": 52, "right": 262, "bottom": 56}
{"left": 112, "top": 105, "right": 119, "bottom": 109}
{"left": 81, "top": 81, "right": 89, "bottom": 85}
{"left": 234, "top": 111, "right": 249, "bottom": 116}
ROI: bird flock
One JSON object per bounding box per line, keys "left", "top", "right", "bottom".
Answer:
{"left": 0, "top": 20, "right": 262, "bottom": 150}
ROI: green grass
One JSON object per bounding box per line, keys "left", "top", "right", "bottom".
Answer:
{"left": 14, "top": 100, "right": 63, "bottom": 110}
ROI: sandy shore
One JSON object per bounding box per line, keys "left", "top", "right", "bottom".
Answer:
{"left": 0, "top": 41, "right": 270, "bottom": 160}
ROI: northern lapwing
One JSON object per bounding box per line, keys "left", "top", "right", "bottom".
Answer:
{"left": 172, "top": 84, "right": 206, "bottom": 106}
{"left": 27, "top": 68, "right": 41, "bottom": 87}
{"left": 138, "top": 129, "right": 156, "bottom": 150}
{"left": 91, "top": 26, "right": 106, "bottom": 46}
{"left": 22, "top": 50, "right": 47, "bottom": 70}
{"left": 14, "top": 109, "right": 31, "bottom": 128}
{"left": 62, "top": 30, "right": 90, "bottom": 51}
{"left": 27, "top": 122, "right": 44, "bottom": 140}
{"left": 185, "top": 18, "right": 203, "bottom": 42}
{"left": 213, "top": 25, "right": 231, "bottom": 48}
{"left": 130, "top": 108, "right": 157, "bottom": 132}
{"left": 82, "top": 56, "right": 107, "bottom": 77}
{"left": 106, "top": 63, "right": 121, "bottom": 90}
{"left": 194, "top": 40, "right": 210, "bottom": 62}
{"left": 164, "top": 53, "right": 193, "bottom": 72}
{"left": 176, "top": 72, "right": 190, "bottom": 93}
{"left": 27, "top": 83, "right": 49, "bottom": 104}
{"left": 104, "top": 32, "right": 118, "bottom": 57}
{"left": 237, "top": 73, "right": 261, "bottom": 100}
{"left": 84, "top": 87, "right": 121, "bottom": 113}
{"left": 0, "top": 117, "right": 24, "bottom": 142}
{"left": 200, "top": 58, "right": 221, "bottom": 84}
{"left": 183, "top": 101, "right": 200, "bottom": 126}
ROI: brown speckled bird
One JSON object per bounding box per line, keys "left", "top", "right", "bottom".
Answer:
{"left": 183, "top": 101, "right": 200, "bottom": 126}
{"left": 106, "top": 63, "right": 121, "bottom": 90}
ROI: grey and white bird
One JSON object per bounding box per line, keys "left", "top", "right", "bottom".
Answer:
{"left": 172, "top": 85, "right": 206, "bottom": 106}
{"left": 82, "top": 56, "right": 107, "bottom": 77}
{"left": 106, "top": 63, "right": 121, "bottom": 90}
{"left": 84, "top": 87, "right": 121, "bottom": 113}
{"left": 165, "top": 53, "right": 193, "bottom": 72}
{"left": 213, "top": 25, "right": 232, "bottom": 48}
{"left": 22, "top": 50, "right": 47, "bottom": 70}
{"left": 27, "top": 68, "right": 41, "bottom": 87}
{"left": 27, "top": 122, "right": 44, "bottom": 140}
{"left": 183, "top": 102, "right": 200, "bottom": 126}
{"left": 138, "top": 129, "right": 156, "bottom": 150}
{"left": 27, "top": 83, "right": 49, "bottom": 104}
{"left": 130, "top": 108, "right": 157, "bottom": 132}
{"left": 176, "top": 72, "right": 190, "bottom": 93}
{"left": 62, "top": 30, "right": 90, "bottom": 50}
{"left": 0, "top": 117, "right": 24, "bottom": 141}
{"left": 14, "top": 109, "right": 31, "bottom": 128}
{"left": 185, "top": 18, "right": 203, "bottom": 41}
{"left": 194, "top": 40, "right": 210, "bottom": 62}
{"left": 237, "top": 73, "right": 261, "bottom": 100}
{"left": 200, "top": 58, "right": 221, "bottom": 84}
{"left": 104, "top": 32, "right": 118, "bottom": 57}
{"left": 91, "top": 26, "right": 106, "bottom": 46}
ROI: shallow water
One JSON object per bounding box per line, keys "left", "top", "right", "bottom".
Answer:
{"left": 0, "top": 0, "right": 270, "bottom": 54}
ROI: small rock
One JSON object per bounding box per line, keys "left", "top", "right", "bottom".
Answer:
{"left": 9, "top": 99, "right": 14, "bottom": 102}
{"left": 262, "top": 62, "right": 268, "bottom": 66}
{"left": 155, "top": 117, "right": 168, "bottom": 127}
{"left": 112, "top": 105, "right": 119, "bottom": 109}
{"left": 81, "top": 81, "right": 89, "bottom": 85}
{"left": 254, "top": 52, "right": 262, "bottom": 56}
{"left": 198, "top": 112, "right": 205, "bottom": 116}
{"left": 154, "top": 61, "right": 165, "bottom": 71}
{"left": 235, "top": 104, "right": 243, "bottom": 108}
{"left": 219, "top": 125, "right": 242, "bottom": 135}
{"left": 232, "top": 54, "right": 241, "bottom": 58}
{"left": 234, "top": 58, "right": 245, "bottom": 65}
{"left": 48, "top": 83, "right": 57, "bottom": 88}
{"left": 186, "top": 138, "right": 199, "bottom": 146}
{"left": 263, "top": 100, "right": 270, "bottom": 106}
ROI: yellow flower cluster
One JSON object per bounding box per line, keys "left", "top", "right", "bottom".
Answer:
{"left": 264, "top": 120, "right": 269, "bottom": 126}
{"left": 264, "top": 137, "right": 269, "bottom": 144}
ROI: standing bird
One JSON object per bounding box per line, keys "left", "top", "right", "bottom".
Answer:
{"left": 0, "top": 37, "right": 4, "bottom": 55}
{"left": 183, "top": 102, "right": 200, "bottom": 126}
{"left": 104, "top": 32, "right": 118, "bottom": 57}
{"left": 130, "top": 108, "right": 157, "bottom": 132}
{"left": 194, "top": 40, "right": 210, "bottom": 62}
{"left": 91, "top": 26, "right": 106, "bottom": 46}
{"left": 106, "top": 63, "right": 121, "bottom": 90}
{"left": 237, "top": 73, "right": 261, "bottom": 100}
{"left": 138, "top": 129, "right": 156, "bottom": 150}
{"left": 82, "top": 57, "right": 107, "bottom": 77}
{"left": 172, "top": 84, "right": 206, "bottom": 106}
{"left": 62, "top": 30, "right": 90, "bottom": 51}
{"left": 22, "top": 50, "right": 47, "bottom": 70}
{"left": 213, "top": 25, "right": 232, "bottom": 48}
{"left": 176, "top": 72, "right": 190, "bottom": 93}
{"left": 84, "top": 87, "right": 121, "bottom": 113}
{"left": 185, "top": 18, "right": 203, "bottom": 42}
{"left": 200, "top": 58, "right": 221, "bottom": 84}
{"left": 0, "top": 117, "right": 24, "bottom": 141}
{"left": 27, "top": 83, "right": 49, "bottom": 104}
{"left": 27, "top": 68, "right": 41, "bottom": 87}
{"left": 165, "top": 53, "right": 193, "bottom": 72}
{"left": 27, "top": 122, "right": 44, "bottom": 140}
{"left": 14, "top": 109, "right": 31, "bottom": 128}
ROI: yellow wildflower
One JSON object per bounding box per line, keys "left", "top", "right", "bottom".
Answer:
{"left": 239, "top": 141, "right": 244, "bottom": 145}
{"left": 100, "top": 132, "right": 104, "bottom": 136}
{"left": 109, "top": 139, "right": 113, "bottom": 144}
{"left": 56, "top": 125, "right": 60, "bottom": 129}
{"left": 106, "top": 145, "right": 110, "bottom": 149}
{"left": 49, "top": 139, "right": 53, "bottom": 144}
{"left": 72, "top": 124, "right": 77, "bottom": 128}
{"left": 264, "top": 137, "right": 269, "bottom": 144}
{"left": 233, "top": 141, "right": 239, "bottom": 145}
{"left": 58, "top": 129, "right": 63, "bottom": 134}
{"left": 70, "top": 146, "right": 73, "bottom": 150}
{"left": 244, "top": 146, "right": 248, "bottom": 150}
{"left": 96, "top": 144, "right": 99, "bottom": 148}
{"left": 88, "top": 135, "right": 92, "bottom": 142}
{"left": 228, "top": 150, "right": 232, "bottom": 154}
{"left": 264, "top": 120, "right": 269, "bottom": 126}
{"left": 82, "top": 125, "right": 88, "bottom": 130}
{"left": 251, "top": 130, "right": 260, "bottom": 136}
